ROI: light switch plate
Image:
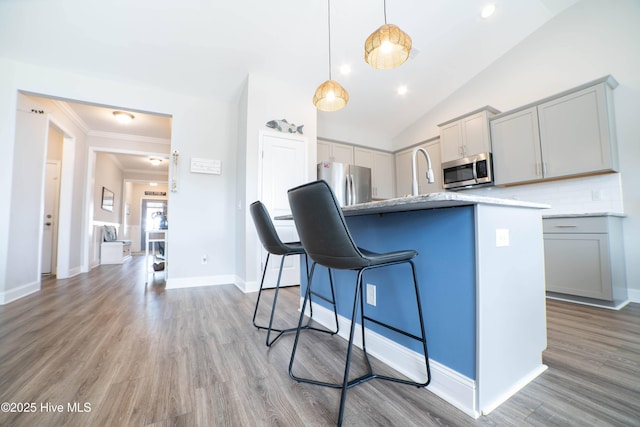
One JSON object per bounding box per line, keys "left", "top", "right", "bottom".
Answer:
{"left": 496, "top": 229, "right": 510, "bottom": 247}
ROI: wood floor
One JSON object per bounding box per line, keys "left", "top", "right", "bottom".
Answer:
{"left": 1, "top": 255, "right": 639, "bottom": 426}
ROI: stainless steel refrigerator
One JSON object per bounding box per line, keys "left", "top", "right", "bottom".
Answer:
{"left": 317, "top": 162, "right": 372, "bottom": 206}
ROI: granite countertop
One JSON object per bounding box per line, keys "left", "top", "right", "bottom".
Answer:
{"left": 543, "top": 212, "right": 626, "bottom": 219}
{"left": 276, "top": 192, "right": 549, "bottom": 220}
{"left": 340, "top": 192, "right": 549, "bottom": 216}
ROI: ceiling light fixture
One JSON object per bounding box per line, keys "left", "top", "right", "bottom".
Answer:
{"left": 397, "top": 85, "right": 408, "bottom": 95}
{"left": 149, "top": 158, "right": 162, "bottom": 166}
{"left": 113, "top": 111, "right": 135, "bottom": 124}
{"left": 480, "top": 3, "right": 496, "bottom": 19}
{"left": 313, "top": 0, "right": 349, "bottom": 112}
{"left": 364, "top": 0, "right": 412, "bottom": 70}
{"left": 339, "top": 64, "right": 352, "bottom": 75}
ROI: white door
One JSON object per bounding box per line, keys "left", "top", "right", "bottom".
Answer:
{"left": 259, "top": 132, "right": 308, "bottom": 288}
{"left": 41, "top": 161, "right": 61, "bottom": 274}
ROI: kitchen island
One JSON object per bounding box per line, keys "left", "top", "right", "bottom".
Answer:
{"left": 290, "top": 192, "right": 549, "bottom": 418}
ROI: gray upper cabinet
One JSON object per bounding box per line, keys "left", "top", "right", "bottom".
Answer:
{"left": 491, "top": 107, "right": 541, "bottom": 185}
{"left": 317, "top": 139, "right": 354, "bottom": 164}
{"left": 538, "top": 82, "right": 617, "bottom": 178}
{"left": 490, "top": 76, "right": 619, "bottom": 186}
{"left": 317, "top": 140, "right": 395, "bottom": 199}
{"left": 439, "top": 107, "right": 499, "bottom": 163}
{"left": 354, "top": 147, "right": 395, "bottom": 200}
{"left": 395, "top": 140, "right": 442, "bottom": 197}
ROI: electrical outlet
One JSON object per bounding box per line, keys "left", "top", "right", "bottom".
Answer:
{"left": 496, "top": 229, "right": 510, "bottom": 247}
{"left": 201, "top": 254, "right": 208, "bottom": 264}
{"left": 366, "top": 283, "right": 376, "bottom": 306}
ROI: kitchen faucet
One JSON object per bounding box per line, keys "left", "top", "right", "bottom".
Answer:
{"left": 411, "top": 147, "right": 435, "bottom": 196}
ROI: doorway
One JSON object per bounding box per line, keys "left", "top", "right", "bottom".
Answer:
{"left": 141, "top": 198, "right": 168, "bottom": 254}
{"left": 258, "top": 131, "right": 308, "bottom": 288}
{"left": 12, "top": 91, "right": 171, "bottom": 292}
{"left": 41, "top": 160, "right": 61, "bottom": 275}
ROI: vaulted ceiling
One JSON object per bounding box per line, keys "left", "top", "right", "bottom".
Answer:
{"left": 1, "top": 0, "right": 579, "bottom": 143}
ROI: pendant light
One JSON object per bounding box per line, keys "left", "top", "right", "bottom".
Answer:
{"left": 313, "top": 0, "right": 349, "bottom": 112}
{"left": 364, "top": 0, "right": 412, "bottom": 69}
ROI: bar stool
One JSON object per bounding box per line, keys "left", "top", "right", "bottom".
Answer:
{"left": 286, "top": 181, "right": 431, "bottom": 426}
{"left": 249, "top": 201, "right": 339, "bottom": 347}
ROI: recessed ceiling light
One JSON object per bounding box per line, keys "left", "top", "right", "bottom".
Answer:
{"left": 340, "top": 64, "right": 351, "bottom": 75}
{"left": 113, "top": 111, "right": 134, "bottom": 124}
{"left": 149, "top": 158, "right": 162, "bottom": 166}
{"left": 149, "top": 182, "right": 158, "bottom": 187}
{"left": 397, "top": 85, "right": 408, "bottom": 95}
{"left": 480, "top": 3, "right": 496, "bottom": 19}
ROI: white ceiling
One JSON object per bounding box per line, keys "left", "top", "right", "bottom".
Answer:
{"left": 58, "top": 99, "right": 172, "bottom": 176}
{"left": 1, "top": 0, "right": 579, "bottom": 144}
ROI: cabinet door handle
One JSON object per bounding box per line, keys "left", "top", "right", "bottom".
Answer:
{"left": 554, "top": 225, "right": 577, "bottom": 228}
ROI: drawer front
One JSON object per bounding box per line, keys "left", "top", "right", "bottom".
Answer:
{"left": 543, "top": 217, "right": 610, "bottom": 234}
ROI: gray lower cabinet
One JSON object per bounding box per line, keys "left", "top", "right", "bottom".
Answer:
{"left": 543, "top": 215, "right": 626, "bottom": 302}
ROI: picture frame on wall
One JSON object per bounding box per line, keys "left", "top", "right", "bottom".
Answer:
{"left": 101, "top": 187, "right": 114, "bottom": 212}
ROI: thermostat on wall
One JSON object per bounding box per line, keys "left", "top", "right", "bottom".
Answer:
{"left": 190, "top": 158, "right": 221, "bottom": 175}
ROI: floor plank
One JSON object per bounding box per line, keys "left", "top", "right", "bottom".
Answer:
{"left": 0, "top": 256, "right": 638, "bottom": 426}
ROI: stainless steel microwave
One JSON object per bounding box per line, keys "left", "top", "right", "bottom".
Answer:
{"left": 442, "top": 152, "right": 494, "bottom": 190}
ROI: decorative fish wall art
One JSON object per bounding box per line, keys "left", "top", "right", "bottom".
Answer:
{"left": 266, "top": 119, "right": 304, "bottom": 135}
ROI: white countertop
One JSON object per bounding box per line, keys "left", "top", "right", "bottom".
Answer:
{"left": 275, "top": 192, "right": 549, "bottom": 220}
{"left": 339, "top": 192, "right": 549, "bottom": 217}
{"left": 543, "top": 212, "right": 625, "bottom": 219}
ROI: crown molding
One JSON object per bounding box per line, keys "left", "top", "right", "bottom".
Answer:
{"left": 123, "top": 168, "right": 170, "bottom": 176}
{"left": 88, "top": 130, "right": 171, "bottom": 145}
{"left": 52, "top": 100, "right": 90, "bottom": 134}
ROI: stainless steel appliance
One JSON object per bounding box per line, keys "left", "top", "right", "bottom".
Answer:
{"left": 442, "top": 152, "right": 494, "bottom": 190}
{"left": 317, "top": 162, "right": 371, "bottom": 206}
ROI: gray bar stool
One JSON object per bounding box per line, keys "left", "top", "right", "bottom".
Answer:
{"left": 249, "top": 201, "right": 339, "bottom": 347}
{"left": 286, "top": 181, "right": 431, "bottom": 426}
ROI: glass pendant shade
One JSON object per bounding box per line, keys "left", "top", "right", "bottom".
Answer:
{"left": 364, "top": 23, "right": 412, "bottom": 69}
{"left": 313, "top": 79, "right": 349, "bottom": 112}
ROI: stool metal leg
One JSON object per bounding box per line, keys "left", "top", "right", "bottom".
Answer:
{"left": 289, "top": 260, "right": 431, "bottom": 426}
{"left": 255, "top": 254, "right": 339, "bottom": 347}
{"left": 338, "top": 268, "right": 367, "bottom": 426}
{"left": 289, "top": 263, "right": 341, "bottom": 386}
{"left": 252, "top": 253, "right": 271, "bottom": 328}
{"left": 264, "top": 255, "right": 287, "bottom": 346}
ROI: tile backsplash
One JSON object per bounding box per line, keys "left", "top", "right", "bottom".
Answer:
{"left": 464, "top": 173, "right": 624, "bottom": 216}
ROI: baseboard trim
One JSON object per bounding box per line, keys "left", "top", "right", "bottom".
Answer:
{"left": 479, "top": 364, "right": 548, "bottom": 416}
{"left": 546, "top": 292, "right": 630, "bottom": 310}
{"left": 304, "top": 298, "right": 479, "bottom": 418}
{"left": 627, "top": 288, "right": 640, "bottom": 304}
{"left": 165, "top": 274, "right": 235, "bottom": 290}
{"left": 234, "top": 276, "right": 258, "bottom": 294}
{"left": 56, "top": 266, "right": 82, "bottom": 280}
{"left": 0, "top": 280, "right": 41, "bottom": 305}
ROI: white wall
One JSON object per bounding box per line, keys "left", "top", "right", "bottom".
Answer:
{"left": 0, "top": 58, "right": 239, "bottom": 298}
{"left": 317, "top": 113, "right": 391, "bottom": 151}
{"left": 392, "top": 0, "right": 640, "bottom": 298}
{"left": 1, "top": 90, "right": 90, "bottom": 302}
{"left": 94, "top": 153, "right": 123, "bottom": 224}
{"left": 235, "top": 73, "right": 318, "bottom": 291}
